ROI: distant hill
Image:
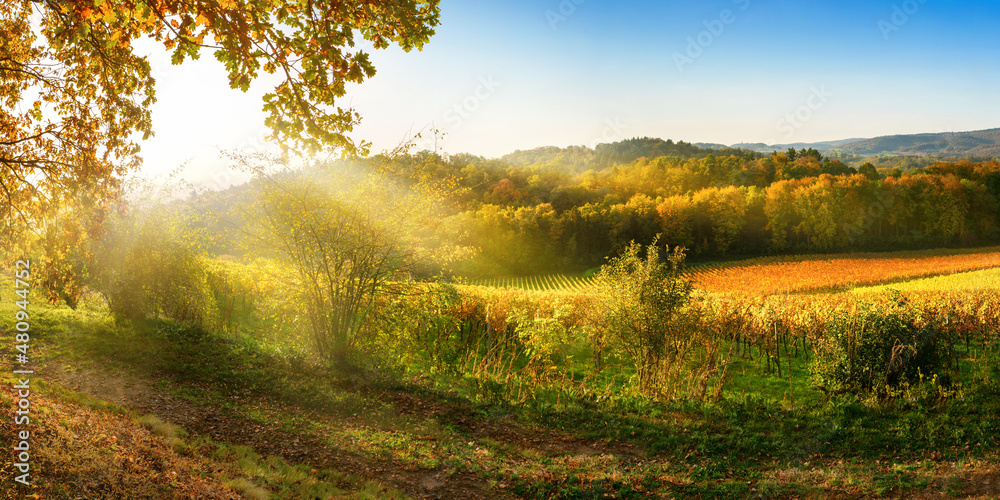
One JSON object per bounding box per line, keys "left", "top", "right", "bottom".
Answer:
{"left": 502, "top": 138, "right": 760, "bottom": 170}
{"left": 730, "top": 142, "right": 771, "bottom": 151}
{"left": 733, "top": 138, "right": 866, "bottom": 152}
{"left": 837, "top": 128, "right": 1000, "bottom": 157}
{"left": 496, "top": 129, "right": 1000, "bottom": 171}
{"left": 732, "top": 128, "right": 1000, "bottom": 158}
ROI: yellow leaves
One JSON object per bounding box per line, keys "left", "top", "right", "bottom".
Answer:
{"left": 4, "top": 0, "right": 441, "bottom": 263}
{"left": 106, "top": 28, "right": 125, "bottom": 49}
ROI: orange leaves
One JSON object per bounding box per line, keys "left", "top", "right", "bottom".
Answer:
{"left": 687, "top": 248, "right": 1000, "bottom": 296}
{"left": 0, "top": 378, "right": 245, "bottom": 499}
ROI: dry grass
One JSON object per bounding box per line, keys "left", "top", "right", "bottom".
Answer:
{"left": 0, "top": 376, "right": 243, "bottom": 499}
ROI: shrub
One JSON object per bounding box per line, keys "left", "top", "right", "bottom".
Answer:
{"left": 85, "top": 210, "right": 219, "bottom": 328}
{"left": 810, "top": 292, "right": 949, "bottom": 398}
{"left": 594, "top": 239, "right": 713, "bottom": 400}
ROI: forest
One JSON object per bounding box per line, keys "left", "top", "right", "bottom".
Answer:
{"left": 184, "top": 138, "right": 1000, "bottom": 278}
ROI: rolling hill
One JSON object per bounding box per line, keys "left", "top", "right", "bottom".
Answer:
{"left": 837, "top": 128, "right": 1000, "bottom": 156}
{"left": 733, "top": 128, "right": 1000, "bottom": 157}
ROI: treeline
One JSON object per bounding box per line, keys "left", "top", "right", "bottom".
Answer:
{"left": 500, "top": 137, "right": 761, "bottom": 171}
{"left": 370, "top": 146, "right": 1000, "bottom": 276}
{"left": 184, "top": 139, "right": 1000, "bottom": 276}
{"left": 458, "top": 173, "right": 996, "bottom": 275}
{"left": 386, "top": 145, "right": 866, "bottom": 209}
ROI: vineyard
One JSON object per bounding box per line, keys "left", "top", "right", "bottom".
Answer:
{"left": 465, "top": 273, "right": 597, "bottom": 292}
{"left": 463, "top": 246, "right": 1000, "bottom": 296}
{"left": 853, "top": 267, "right": 1000, "bottom": 293}
{"left": 18, "top": 243, "right": 1000, "bottom": 499}
{"left": 685, "top": 247, "right": 1000, "bottom": 295}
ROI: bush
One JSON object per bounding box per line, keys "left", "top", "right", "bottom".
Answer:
{"left": 594, "top": 239, "right": 714, "bottom": 400}
{"left": 810, "top": 292, "right": 949, "bottom": 398}
{"left": 84, "top": 209, "right": 219, "bottom": 328}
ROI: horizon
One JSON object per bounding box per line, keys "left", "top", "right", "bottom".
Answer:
{"left": 137, "top": 0, "right": 1000, "bottom": 186}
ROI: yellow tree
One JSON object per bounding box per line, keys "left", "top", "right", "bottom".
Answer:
{"left": 1, "top": 0, "right": 440, "bottom": 301}
{"left": 235, "top": 152, "right": 449, "bottom": 364}
{"left": 691, "top": 186, "right": 746, "bottom": 255}
{"left": 655, "top": 194, "right": 695, "bottom": 250}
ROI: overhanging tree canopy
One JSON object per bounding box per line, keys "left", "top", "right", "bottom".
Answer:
{"left": 1, "top": 0, "right": 440, "bottom": 256}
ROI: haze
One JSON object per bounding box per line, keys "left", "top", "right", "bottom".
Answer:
{"left": 139, "top": 0, "right": 1000, "bottom": 185}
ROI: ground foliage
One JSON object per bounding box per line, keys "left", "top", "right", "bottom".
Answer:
{"left": 6, "top": 282, "right": 1000, "bottom": 498}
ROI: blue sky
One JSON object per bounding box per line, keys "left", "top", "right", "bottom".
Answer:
{"left": 140, "top": 0, "right": 1000, "bottom": 185}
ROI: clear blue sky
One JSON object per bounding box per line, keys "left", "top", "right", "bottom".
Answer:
{"left": 141, "top": 0, "right": 1000, "bottom": 185}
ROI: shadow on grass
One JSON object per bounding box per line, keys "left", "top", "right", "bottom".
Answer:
{"left": 42, "top": 308, "right": 1000, "bottom": 499}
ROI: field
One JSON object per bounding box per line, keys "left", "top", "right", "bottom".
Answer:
{"left": 6, "top": 245, "right": 1000, "bottom": 499}
{"left": 684, "top": 246, "right": 1000, "bottom": 295}
{"left": 853, "top": 267, "right": 1000, "bottom": 293}
{"left": 465, "top": 274, "right": 597, "bottom": 292}
{"left": 463, "top": 246, "right": 1000, "bottom": 296}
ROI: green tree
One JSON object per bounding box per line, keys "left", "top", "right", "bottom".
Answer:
{"left": 810, "top": 293, "right": 948, "bottom": 398}
{"left": 691, "top": 186, "right": 746, "bottom": 254}
{"left": 594, "top": 239, "right": 701, "bottom": 399}
{"left": 236, "top": 154, "right": 444, "bottom": 364}
{"left": 785, "top": 147, "right": 797, "bottom": 162}
{"left": 859, "top": 162, "right": 880, "bottom": 180}
{"left": 764, "top": 179, "right": 805, "bottom": 250}
{"left": 655, "top": 195, "right": 695, "bottom": 250}
{"left": 77, "top": 178, "right": 218, "bottom": 326}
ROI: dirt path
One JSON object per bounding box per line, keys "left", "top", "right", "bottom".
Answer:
{"left": 43, "top": 361, "right": 509, "bottom": 499}
{"left": 383, "top": 390, "right": 644, "bottom": 460}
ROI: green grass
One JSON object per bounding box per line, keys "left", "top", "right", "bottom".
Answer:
{"left": 12, "top": 281, "right": 1000, "bottom": 498}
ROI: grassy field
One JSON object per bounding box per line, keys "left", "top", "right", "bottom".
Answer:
{"left": 5, "top": 247, "right": 1000, "bottom": 499}
{"left": 9, "top": 296, "right": 1000, "bottom": 499}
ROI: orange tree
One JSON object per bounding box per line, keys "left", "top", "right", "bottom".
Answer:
{"left": 0, "top": 0, "right": 440, "bottom": 302}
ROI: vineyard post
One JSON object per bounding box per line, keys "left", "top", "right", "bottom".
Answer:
{"left": 773, "top": 322, "right": 782, "bottom": 379}
{"left": 786, "top": 325, "right": 794, "bottom": 397}
{"left": 792, "top": 324, "right": 799, "bottom": 358}
{"left": 764, "top": 332, "right": 771, "bottom": 374}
